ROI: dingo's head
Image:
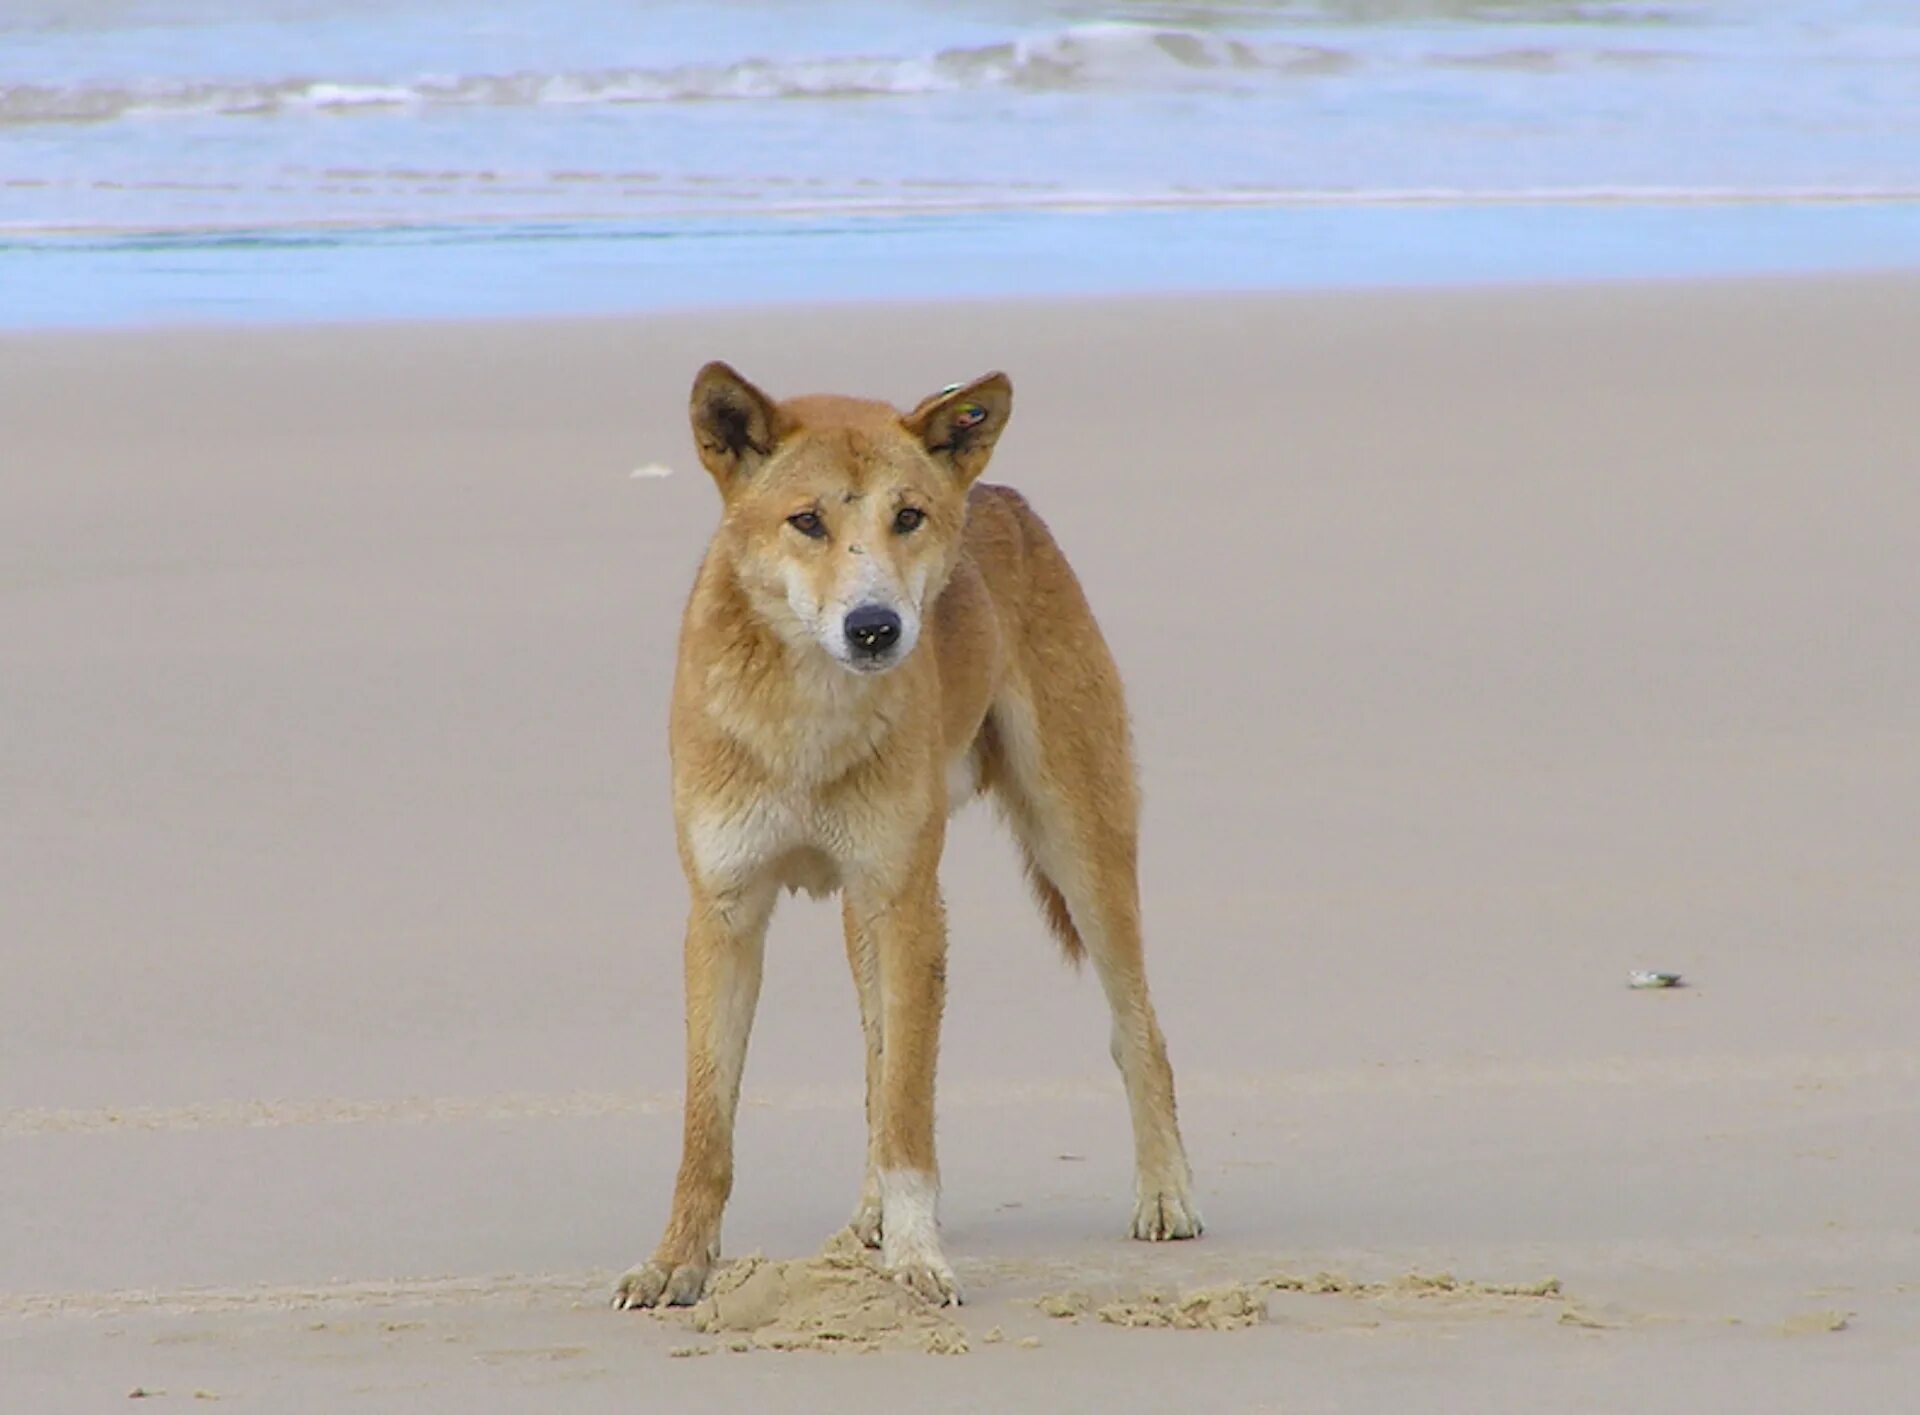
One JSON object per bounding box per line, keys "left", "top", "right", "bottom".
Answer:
{"left": 689, "top": 362, "right": 1012, "bottom": 676}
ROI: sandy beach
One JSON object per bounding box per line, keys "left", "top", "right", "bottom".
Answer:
{"left": 4, "top": 277, "right": 1918, "bottom": 1410}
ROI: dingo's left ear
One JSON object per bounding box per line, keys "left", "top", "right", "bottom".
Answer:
{"left": 904, "top": 372, "right": 1012, "bottom": 485}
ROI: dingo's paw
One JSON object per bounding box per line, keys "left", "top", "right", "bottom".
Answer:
{"left": 1131, "top": 1187, "right": 1203, "bottom": 1242}
{"left": 877, "top": 1168, "right": 959, "bottom": 1303}
{"left": 612, "top": 1257, "right": 710, "bottom": 1310}
{"left": 849, "top": 1192, "right": 884, "bottom": 1249}
{"left": 887, "top": 1250, "right": 961, "bottom": 1307}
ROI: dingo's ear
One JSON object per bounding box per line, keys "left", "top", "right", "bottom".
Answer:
{"left": 690, "top": 362, "right": 791, "bottom": 487}
{"left": 904, "top": 372, "right": 1012, "bottom": 486}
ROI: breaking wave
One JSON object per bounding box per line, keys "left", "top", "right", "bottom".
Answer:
{"left": 0, "top": 22, "right": 1676, "bottom": 127}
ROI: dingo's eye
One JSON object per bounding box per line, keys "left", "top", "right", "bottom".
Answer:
{"left": 787, "top": 511, "right": 826, "bottom": 538}
{"left": 893, "top": 507, "right": 926, "bottom": 534}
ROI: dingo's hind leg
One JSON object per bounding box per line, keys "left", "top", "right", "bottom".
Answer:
{"left": 985, "top": 675, "right": 1201, "bottom": 1243}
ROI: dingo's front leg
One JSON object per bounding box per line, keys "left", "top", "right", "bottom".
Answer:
{"left": 614, "top": 883, "right": 773, "bottom": 1309}
{"left": 846, "top": 829, "right": 958, "bottom": 1306}
{"left": 841, "top": 896, "right": 886, "bottom": 1249}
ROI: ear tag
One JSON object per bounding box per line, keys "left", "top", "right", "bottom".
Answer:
{"left": 952, "top": 403, "right": 987, "bottom": 430}
{"left": 940, "top": 382, "right": 963, "bottom": 395}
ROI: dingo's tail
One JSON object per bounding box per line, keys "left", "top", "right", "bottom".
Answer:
{"left": 1020, "top": 848, "right": 1085, "bottom": 965}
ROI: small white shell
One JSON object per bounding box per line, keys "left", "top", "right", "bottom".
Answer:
{"left": 630, "top": 462, "right": 675, "bottom": 479}
{"left": 1628, "top": 970, "right": 1683, "bottom": 989}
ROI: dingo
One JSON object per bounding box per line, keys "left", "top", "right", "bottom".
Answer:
{"left": 614, "top": 364, "right": 1200, "bottom": 1310}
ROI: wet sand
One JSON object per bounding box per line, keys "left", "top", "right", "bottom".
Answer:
{"left": 4, "top": 278, "right": 1918, "bottom": 1410}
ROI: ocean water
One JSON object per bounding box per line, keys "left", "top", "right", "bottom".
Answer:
{"left": 3, "top": 0, "right": 1919, "bottom": 326}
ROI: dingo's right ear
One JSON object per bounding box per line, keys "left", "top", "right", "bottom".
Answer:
{"left": 690, "top": 362, "right": 790, "bottom": 488}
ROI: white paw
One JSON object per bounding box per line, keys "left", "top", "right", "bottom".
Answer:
{"left": 612, "top": 1257, "right": 710, "bottom": 1309}
{"left": 886, "top": 1248, "right": 962, "bottom": 1306}
{"left": 878, "top": 1168, "right": 960, "bottom": 1304}
{"left": 1131, "top": 1186, "right": 1204, "bottom": 1241}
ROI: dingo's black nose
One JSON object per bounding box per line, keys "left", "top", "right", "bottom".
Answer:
{"left": 845, "top": 605, "right": 902, "bottom": 655}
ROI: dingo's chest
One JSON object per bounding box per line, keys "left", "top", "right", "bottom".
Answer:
{"left": 681, "top": 789, "right": 891, "bottom": 899}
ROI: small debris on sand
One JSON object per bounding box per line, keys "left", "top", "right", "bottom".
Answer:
{"left": 1265, "top": 1272, "right": 1356, "bottom": 1295}
{"left": 1094, "top": 1285, "right": 1267, "bottom": 1330}
{"left": 1038, "top": 1283, "right": 1266, "bottom": 1331}
{"left": 1480, "top": 1278, "right": 1564, "bottom": 1298}
{"left": 1037, "top": 1268, "right": 1563, "bottom": 1335}
{"left": 1037, "top": 1290, "right": 1093, "bottom": 1320}
{"left": 1266, "top": 1270, "right": 1562, "bottom": 1303}
{"left": 1780, "top": 1309, "right": 1849, "bottom": 1336}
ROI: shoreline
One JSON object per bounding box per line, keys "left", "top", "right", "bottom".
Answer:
{"left": 7, "top": 199, "right": 1920, "bottom": 331}
{"left": 4, "top": 264, "right": 1919, "bottom": 347}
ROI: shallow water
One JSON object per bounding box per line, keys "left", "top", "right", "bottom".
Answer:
{"left": 4, "top": 1, "right": 1918, "bottom": 324}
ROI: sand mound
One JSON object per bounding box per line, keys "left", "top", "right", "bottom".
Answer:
{"left": 686, "top": 1230, "right": 968, "bottom": 1354}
